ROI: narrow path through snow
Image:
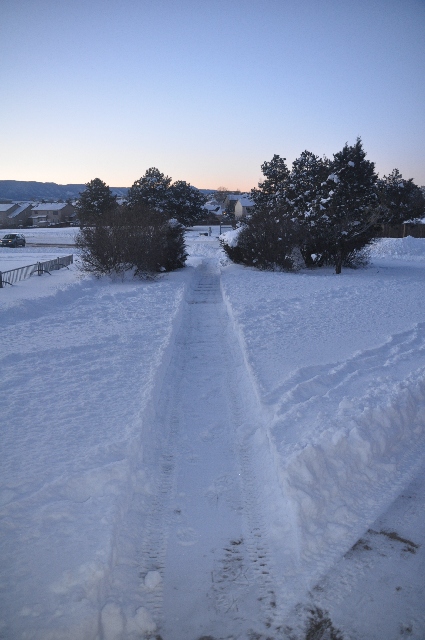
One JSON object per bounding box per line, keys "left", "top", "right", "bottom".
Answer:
{"left": 105, "top": 258, "right": 288, "bottom": 639}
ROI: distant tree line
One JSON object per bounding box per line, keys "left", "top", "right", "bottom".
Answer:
{"left": 76, "top": 169, "right": 208, "bottom": 278}
{"left": 221, "top": 138, "right": 425, "bottom": 274}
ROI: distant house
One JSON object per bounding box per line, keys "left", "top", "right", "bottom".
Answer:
{"left": 234, "top": 196, "right": 254, "bottom": 219}
{"left": 0, "top": 203, "right": 19, "bottom": 226}
{"left": 28, "top": 213, "right": 49, "bottom": 227}
{"left": 29, "top": 203, "right": 76, "bottom": 225}
{"left": 223, "top": 194, "right": 240, "bottom": 215}
{"left": 6, "top": 203, "right": 33, "bottom": 226}
{"left": 203, "top": 199, "right": 223, "bottom": 217}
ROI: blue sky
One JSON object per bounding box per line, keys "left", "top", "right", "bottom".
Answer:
{"left": 1, "top": 0, "right": 424, "bottom": 190}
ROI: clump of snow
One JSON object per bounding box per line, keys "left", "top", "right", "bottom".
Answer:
{"left": 144, "top": 570, "right": 162, "bottom": 590}
{"left": 327, "top": 173, "right": 340, "bottom": 183}
{"left": 219, "top": 226, "right": 243, "bottom": 248}
{"left": 101, "top": 603, "right": 125, "bottom": 640}
{"left": 132, "top": 607, "right": 157, "bottom": 633}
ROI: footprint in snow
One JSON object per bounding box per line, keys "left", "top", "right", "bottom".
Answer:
{"left": 176, "top": 527, "right": 198, "bottom": 546}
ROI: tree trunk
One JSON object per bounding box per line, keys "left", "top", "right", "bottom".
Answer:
{"left": 335, "top": 248, "right": 342, "bottom": 274}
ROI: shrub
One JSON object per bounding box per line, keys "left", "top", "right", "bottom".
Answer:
{"left": 220, "top": 204, "right": 303, "bottom": 271}
{"left": 76, "top": 204, "right": 186, "bottom": 278}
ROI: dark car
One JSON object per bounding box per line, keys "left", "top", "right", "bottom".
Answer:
{"left": 1, "top": 233, "right": 26, "bottom": 247}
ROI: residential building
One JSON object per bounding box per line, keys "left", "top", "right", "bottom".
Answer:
{"left": 0, "top": 203, "right": 19, "bottom": 225}
{"left": 234, "top": 196, "right": 254, "bottom": 219}
{"left": 29, "top": 203, "right": 76, "bottom": 225}
{"left": 6, "top": 203, "right": 33, "bottom": 226}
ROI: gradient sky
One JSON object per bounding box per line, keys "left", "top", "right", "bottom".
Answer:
{"left": 1, "top": 0, "right": 424, "bottom": 191}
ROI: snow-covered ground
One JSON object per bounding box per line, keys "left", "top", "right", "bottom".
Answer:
{"left": 0, "top": 228, "right": 76, "bottom": 271}
{"left": 0, "top": 228, "right": 424, "bottom": 639}
{"left": 10, "top": 227, "right": 78, "bottom": 245}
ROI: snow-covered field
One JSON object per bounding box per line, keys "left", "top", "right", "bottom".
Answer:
{"left": 0, "top": 228, "right": 424, "bottom": 639}
{"left": 11, "top": 227, "right": 78, "bottom": 245}
{"left": 0, "top": 228, "right": 77, "bottom": 271}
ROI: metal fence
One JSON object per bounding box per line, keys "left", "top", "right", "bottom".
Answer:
{"left": 0, "top": 255, "right": 73, "bottom": 288}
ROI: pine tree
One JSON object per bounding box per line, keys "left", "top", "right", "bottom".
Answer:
{"left": 127, "top": 167, "right": 172, "bottom": 212}
{"left": 319, "top": 138, "right": 379, "bottom": 273}
{"left": 123, "top": 205, "right": 187, "bottom": 276}
{"left": 221, "top": 201, "right": 301, "bottom": 271}
{"left": 377, "top": 169, "right": 425, "bottom": 224}
{"left": 250, "top": 154, "right": 290, "bottom": 211}
{"left": 167, "top": 180, "right": 207, "bottom": 226}
{"left": 76, "top": 178, "right": 117, "bottom": 226}
{"left": 163, "top": 218, "right": 188, "bottom": 270}
{"left": 288, "top": 151, "right": 330, "bottom": 266}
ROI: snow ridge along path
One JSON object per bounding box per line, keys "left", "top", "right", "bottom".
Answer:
{"left": 104, "top": 258, "right": 291, "bottom": 640}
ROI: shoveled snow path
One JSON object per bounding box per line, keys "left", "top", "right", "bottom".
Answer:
{"left": 104, "top": 258, "right": 290, "bottom": 639}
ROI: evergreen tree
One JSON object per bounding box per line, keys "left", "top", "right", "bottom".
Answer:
{"left": 318, "top": 138, "right": 379, "bottom": 273}
{"left": 76, "top": 202, "right": 186, "bottom": 278}
{"left": 250, "top": 154, "right": 290, "bottom": 211}
{"left": 127, "top": 167, "right": 172, "bottom": 212}
{"left": 221, "top": 202, "right": 301, "bottom": 271}
{"left": 288, "top": 151, "right": 330, "bottom": 266}
{"left": 222, "top": 141, "right": 385, "bottom": 275}
{"left": 76, "top": 178, "right": 117, "bottom": 226}
{"left": 377, "top": 168, "right": 425, "bottom": 224}
{"left": 167, "top": 180, "right": 207, "bottom": 226}
{"left": 163, "top": 218, "right": 188, "bottom": 271}
{"left": 123, "top": 205, "right": 187, "bottom": 275}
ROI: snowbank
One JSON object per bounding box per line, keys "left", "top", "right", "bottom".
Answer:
{"left": 219, "top": 226, "right": 242, "bottom": 248}
{"left": 0, "top": 263, "right": 190, "bottom": 638}
{"left": 279, "top": 351, "right": 425, "bottom": 587}
{"left": 221, "top": 238, "right": 425, "bottom": 591}
{"left": 369, "top": 235, "right": 425, "bottom": 261}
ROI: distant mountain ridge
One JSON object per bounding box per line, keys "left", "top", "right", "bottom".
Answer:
{"left": 0, "top": 180, "right": 128, "bottom": 201}
{"left": 0, "top": 180, "right": 215, "bottom": 202}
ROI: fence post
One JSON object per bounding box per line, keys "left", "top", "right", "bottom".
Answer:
{"left": 0, "top": 271, "right": 2, "bottom": 288}
{"left": 37, "top": 262, "right": 41, "bottom": 276}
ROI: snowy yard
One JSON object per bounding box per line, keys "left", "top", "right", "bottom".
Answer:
{"left": 0, "top": 228, "right": 424, "bottom": 639}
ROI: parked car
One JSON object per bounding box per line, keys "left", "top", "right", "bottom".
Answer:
{"left": 1, "top": 233, "right": 26, "bottom": 247}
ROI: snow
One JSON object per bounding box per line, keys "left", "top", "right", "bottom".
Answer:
{"left": 1, "top": 228, "right": 425, "bottom": 639}
{"left": 220, "top": 225, "right": 242, "bottom": 248}
{"left": 236, "top": 196, "right": 255, "bottom": 207}
{"left": 31, "top": 203, "right": 70, "bottom": 211}
{"left": 328, "top": 173, "right": 340, "bottom": 183}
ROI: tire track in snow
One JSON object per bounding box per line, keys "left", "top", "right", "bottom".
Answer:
{"left": 137, "top": 411, "right": 180, "bottom": 620}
